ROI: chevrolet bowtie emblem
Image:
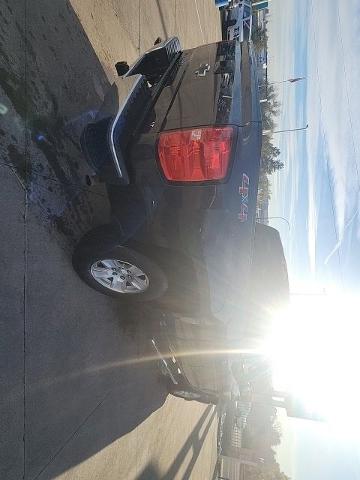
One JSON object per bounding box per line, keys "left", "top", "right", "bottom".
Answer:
{"left": 195, "top": 63, "right": 210, "bottom": 77}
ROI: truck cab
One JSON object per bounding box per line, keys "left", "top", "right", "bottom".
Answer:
{"left": 151, "top": 223, "right": 289, "bottom": 404}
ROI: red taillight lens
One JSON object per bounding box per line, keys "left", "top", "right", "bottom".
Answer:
{"left": 157, "top": 126, "right": 234, "bottom": 182}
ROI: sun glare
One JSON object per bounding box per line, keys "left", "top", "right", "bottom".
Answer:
{"left": 262, "top": 293, "right": 360, "bottom": 434}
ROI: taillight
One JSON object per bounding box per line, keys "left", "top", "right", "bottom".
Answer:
{"left": 157, "top": 126, "right": 234, "bottom": 182}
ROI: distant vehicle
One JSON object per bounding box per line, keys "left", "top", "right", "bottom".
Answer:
{"left": 215, "top": 0, "right": 231, "bottom": 8}
{"left": 216, "top": 0, "right": 247, "bottom": 8}
{"left": 225, "top": 0, "right": 253, "bottom": 42}
{"left": 73, "top": 37, "right": 289, "bottom": 404}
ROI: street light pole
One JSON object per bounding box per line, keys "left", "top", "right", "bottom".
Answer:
{"left": 263, "top": 124, "right": 308, "bottom": 135}
{"left": 268, "top": 76, "right": 306, "bottom": 85}
{"left": 260, "top": 76, "right": 306, "bottom": 106}
{"left": 260, "top": 77, "right": 306, "bottom": 90}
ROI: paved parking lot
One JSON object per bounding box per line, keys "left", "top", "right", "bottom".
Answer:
{"left": 0, "top": 1, "right": 221, "bottom": 479}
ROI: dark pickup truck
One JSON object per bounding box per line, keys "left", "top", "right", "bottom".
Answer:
{"left": 73, "top": 37, "right": 288, "bottom": 403}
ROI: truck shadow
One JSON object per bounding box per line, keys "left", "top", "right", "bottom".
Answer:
{"left": 2, "top": 292, "right": 169, "bottom": 480}
{"left": 0, "top": 0, "right": 113, "bottom": 250}
{"left": 28, "top": 351, "right": 168, "bottom": 480}
{"left": 135, "top": 405, "right": 217, "bottom": 480}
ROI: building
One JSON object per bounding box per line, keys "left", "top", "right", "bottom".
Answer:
{"left": 252, "top": 390, "right": 326, "bottom": 422}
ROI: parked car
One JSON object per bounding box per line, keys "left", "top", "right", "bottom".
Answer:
{"left": 73, "top": 37, "right": 289, "bottom": 403}
{"left": 215, "top": 0, "right": 231, "bottom": 8}
{"left": 224, "top": 0, "right": 253, "bottom": 42}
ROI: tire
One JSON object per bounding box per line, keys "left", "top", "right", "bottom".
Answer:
{"left": 72, "top": 225, "right": 168, "bottom": 301}
{"left": 166, "top": 379, "right": 218, "bottom": 405}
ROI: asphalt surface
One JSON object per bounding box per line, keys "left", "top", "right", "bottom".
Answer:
{"left": 0, "top": 1, "right": 221, "bottom": 479}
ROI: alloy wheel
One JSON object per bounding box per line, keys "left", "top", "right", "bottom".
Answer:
{"left": 90, "top": 259, "right": 149, "bottom": 293}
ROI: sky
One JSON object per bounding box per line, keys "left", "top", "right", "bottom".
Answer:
{"left": 265, "top": 0, "right": 360, "bottom": 478}
{"left": 267, "top": 0, "right": 360, "bottom": 295}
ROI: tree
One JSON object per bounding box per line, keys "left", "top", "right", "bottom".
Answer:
{"left": 262, "top": 159, "right": 284, "bottom": 175}
{"left": 262, "top": 137, "right": 281, "bottom": 160}
{"left": 245, "top": 404, "right": 282, "bottom": 451}
{"left": 260, "top": 135, "right": 284, "bottom": 176}
{"left": 251, "top": 21, "right": 284, "bottom": 202}
{"left": 252, "top": 26, "right": 268, "bottom": 52}
{"left": 261, "top": 85, "right": 281, "bottom": 130}
{"left": 257, "top": 173, "right": 271, "bottom": 204}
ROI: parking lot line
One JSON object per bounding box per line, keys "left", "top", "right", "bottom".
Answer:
{"left": 194, "top": 0, "right": 205, "bottom": 44}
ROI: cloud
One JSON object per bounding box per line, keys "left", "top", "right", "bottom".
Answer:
{"left": 268, "top": 0, "right": 360, "bottom": 282}
{"left": 267, "top": 0, "right": 309, "bottom": 276}
{"left": 305, "top": 0, "right": 360, "bottom": 269}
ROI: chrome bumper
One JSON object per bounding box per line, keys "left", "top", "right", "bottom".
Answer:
{"left": 151, "top": 338, "right": 179, "bottom": 385}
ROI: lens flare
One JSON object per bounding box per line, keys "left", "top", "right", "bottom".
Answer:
{"left": 262, "top": 293, "right": 360, "bottom": 434}
{"left": 0, "top": 103, "right": 8, "bottom": 115}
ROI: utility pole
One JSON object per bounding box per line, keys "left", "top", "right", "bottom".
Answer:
{"left": 268, "top": 76, "right": 306, "bottom": 85}
{"left": 263, "top": 124, "right": 308, "bottom": 135}
{"left": 260, "top": 76, "right": 306, "bottom": 104}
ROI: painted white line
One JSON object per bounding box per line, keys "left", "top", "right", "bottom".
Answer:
{"left": 194, "top": 0, "right": 205, "bottom": 44}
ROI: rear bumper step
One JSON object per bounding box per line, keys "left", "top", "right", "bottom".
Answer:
{"left": 108, "top": 75, "right": 150, "bottom": 182}
{"left": 81, "top": 74, "right": 151, "bottom": 184}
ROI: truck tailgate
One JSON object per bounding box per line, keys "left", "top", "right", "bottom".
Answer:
{"left": 161, "top": 41, "right": 254, "bottom": 131}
